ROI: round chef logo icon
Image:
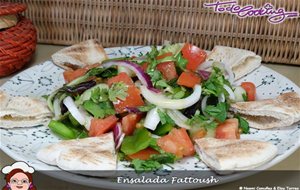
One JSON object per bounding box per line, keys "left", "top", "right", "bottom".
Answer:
{"left": 1, "top": 161, "right": 37, "bottom": 190}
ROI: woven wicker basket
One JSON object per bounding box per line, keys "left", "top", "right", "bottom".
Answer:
{"left": 0, "top": 2, "right": 37, "bottom": 77}
{"left": 4, "top": 0, "right": 300, "bottom": 65}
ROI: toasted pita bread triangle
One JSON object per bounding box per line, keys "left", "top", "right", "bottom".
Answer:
{"left": 195, "top": 138, "right": 277, "bottom": 173}
{"left": 52, "top": 39, "right": 108, "bottom": 70}
{"left": 0, "top": 91, "right": 52, "bottom": 128}
{"left": 207, "top": 46, "right": 261, "bottom": 80}
{"left": 230, "top": 92, "right": 300, "bottom": 129}
{"left": 37, "top": 133, "right": 117, "bottom": 176}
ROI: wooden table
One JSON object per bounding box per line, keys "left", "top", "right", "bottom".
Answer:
{"left": 0, "top": 44, "right": 299, "bottom": 190}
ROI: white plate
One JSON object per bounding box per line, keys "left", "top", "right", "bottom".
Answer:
{"left": 1, "top": 46, "right": 300, "bottom": 189}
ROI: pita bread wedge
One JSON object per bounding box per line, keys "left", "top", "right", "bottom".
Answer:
{"left": 195, "top": 138, "right": 277, "bottom": 173}
{"left": 0, "top": 91, "right": 52, "bottom": 128}
{"left": 207, "top": 46, "right": 261, "bottom": 80}
{"left": 230, "top": 92, "right": 300, "bottom": 129}
{"left": 36, "top": 133, "right": 116, "bottom": 176}
{"left": 52, "top": 39, "right": 108, "bottom": 70}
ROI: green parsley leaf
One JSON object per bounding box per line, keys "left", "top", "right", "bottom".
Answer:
{"left": 138, "top": 104, "right": 156, "bottom": 112}
{"left": 91, "top": 87, "right": 109, "bottom": 103}
{"left": 186, "top": 110, "right": 218, "bottom": 129}
{"left": 155, "top": 79, "right": 170, "bottom": 89}
{"left": 157, "top": 109, "right": 175, "bottom": 125}
{"left": 83, "top": 100, "right": 115, "bottom": 119}
{"left": 148, "top": 138, "right": 162, "bottom": 152}
{"left": 153, "top": 123, "right": 174, "bottom": 136}
{"left": 147, "top": 46, "right": 160, "bottom": 61}
{"left": 236, "top": 114, "right": 250, "bottom": 134}
{"left": 149, "top": 153, "right": 176, "bottom": 164}
{"left": 174, "top": 53, "right": 188, "bottom": 70}
{"left": 87, "top": 67, "right": 118, "bottom": 78}
{"left": 202, "top": 67, "right": 230, "bottom": 97}
{"left": 108, "top": 82, "right": 128, "bottom": 102}
{"left": 118, "top": 152, "right": 126, "bottom": 161}
{"left": 242, "top": 93, "right": 248, "bottom": 101}
{"left": 129, "top": 152, "right": 176, "bottom": 173}
{"left": 158, "top": 43, "right": 183, "bottom": 56}
{"left": 130, "top": 159, "right": 162, "bottom": 173}
{"left": 121, "top": 128, "right": 152, "bottom": 155}
{"left": 204, "top": 102, "right": 228, "bottom": 122}
{"left": 147, "top": 70, "right": 163, "bottom": 85}
{"left": 170, "top": 86, "right": 187, "bottom": 99}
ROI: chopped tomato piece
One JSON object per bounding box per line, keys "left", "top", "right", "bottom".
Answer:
{"left": 89, "top": 115, "right": 119, "bottom": 137}
{"left": 141, "top": 62, "right": 149, "bottom": 72}
{"left": 190, "top": 128, "right": 207, "bottom": 140}
{"left": 156, "top": 61, "right": 178, "bottom": 81}
{"left": 177, "top": 71, "right": 201, "bottom": 88}
{"left": 107, "top": 73, "right": 144, "bottom": 113}
{"left": 63, "top": 69, "right": 87, "bottom": 83}
{"left": 182, "top": 43, "right": 207, "bottom": 71}
{"left": 157, "top": 128, "right": 195, "bottom": 157}
{"left": 215, "top": 118, "right": 240, "bottom": 139}
{"left": 121, "top": 113, "right": 143, "bottom": 135}
{"left": 156, "top": 52, "right": 173, "bottom": 60}
{"left": 113, "top": 86, "right": 145, "bottom": 113}
{"left": 63, "top": 63, "right": 101, "bottom": 83}
{"left": 241, "top": 82, "right": 256, "bottom": 101}
{"left": 127, "top": 148, "right": 159, "bottom": 160}
{"left": 157, "top": 135, "right": 184, "bottom": 157}
{"left": 169, "top": 128, "right": 195, "bottom": 156}
{"left": 107, "top": 72, "right": 134, "bottom": 86}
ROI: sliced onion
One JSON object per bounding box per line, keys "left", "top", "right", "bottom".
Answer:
{"left": 218, "top": 93, "right": 225, "bottom": 102}
{"left": 118, "top": 66, "right": 135, "bottom": 77}
{"left": 223, "top": 84, "right": 235, "bottom": 100}
{"left": 221, "top": 62, "right": 234, "bottom": 84}
{"left": 234, "top": 86, "right": 247, "bottom": 102}
{"left": 113, "top": 122, "right": 122, "bottom": 140}
{"left": 198, "top": 60, "right": 214, "bottom": 70}
{"left": 166, "top": 110, "right": 191, "bottom": 129}
{"left": 83, "top": 114, "right": 92, "bottom": 131}
{"left": 63, "top": 96, "right": 86, "bottom": 127}
{"left": 198, "top": 60, "right": 234, "bottom": 84}
{"left": 125, "top": 107, "right": 141, "bottom": 113}
{"left": 151, "top": 134, "right": 161, "bottom": 139}
{"left": 201, "top": 96, "right": 209, "bottom": 115}
{"left": 141, "top": 85, "right": 202, "bottom": 109}
{"left": 134, "top": 80, "right": 142, "bottom": 88}
{"left": 113, "top": 122, "right": 125, "bottom": 149}
{"left": 197, "top": 70, "right": 211, "bottom": 80}
{"left": 144, "top": 107, "right": 160, "bottom": 131}
{"left": 116, "top": 134, "right": 125, "bottom": 150}
{"left": 101, "top": 61, "right": 159, "bottom": 92}
{"left": 53, "top": 98, "right": 61, "bottom": 119}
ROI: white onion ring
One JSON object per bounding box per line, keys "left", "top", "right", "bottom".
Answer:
{"left": 101, "top": 61, "right": 159, "bottom": 92}
{"left": 116, "top": 133, "right": 125, "bottom": 150}
{"left": 223, "top": 84, "right": 235, "bottom": 100}
{"left": 166, "top": 110, "right": 191, "bottom": 129}
{"left": 144, "top": 107, "right": 160, "bottom": 131}
{"left": 53, "top": 98, "right": 61, "bottom": 119}
{"left": 198, "top": 60, "right": 214, "bottom": 70}
{"left": 63, "top": 96, "right": 87, "bottom": 128}
{"left": 140, "top": 85, "right": 202, "bottom": 109}
{"left": 118, "top": 66, "right": 135, "bottom": 77}
{"left": 218, "top": 93, "right": 225, "bottom": 103}
{"left": 221, "top": 62, "right": 234, "bottom": 85}
{"left": 201, "top": 96, "right": 210, "bottom": 117}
